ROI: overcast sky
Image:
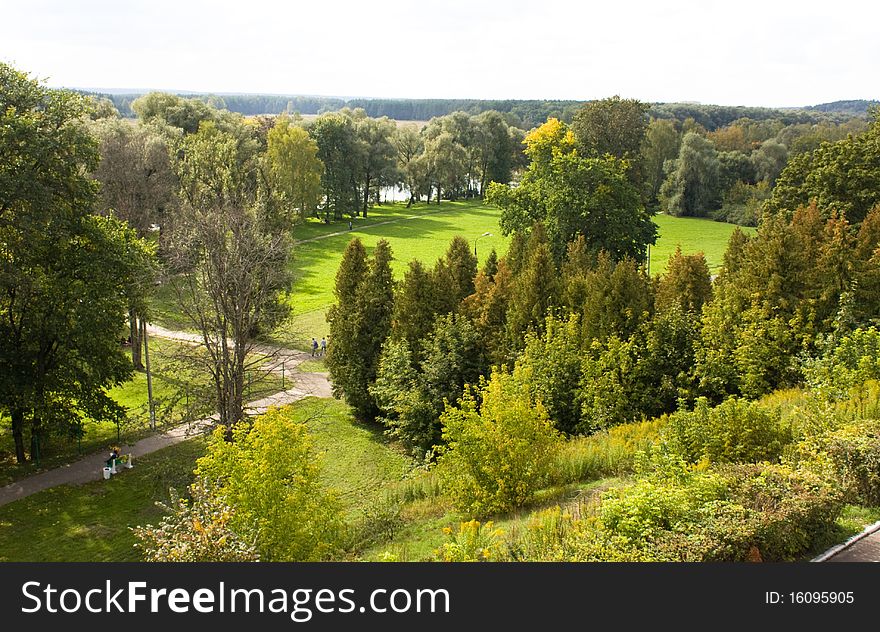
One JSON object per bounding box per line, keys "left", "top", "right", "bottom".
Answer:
{"left": 2, "top": 0, "right": 876, "bottom": 107}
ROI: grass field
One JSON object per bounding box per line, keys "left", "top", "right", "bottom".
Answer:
{"left": 651, "top": 213, "right": 755, "bottom": 275}
{"left": 266, "top": 201, "right": 751, "bottom": 348}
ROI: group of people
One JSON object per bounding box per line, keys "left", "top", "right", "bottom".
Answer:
{"left": 311, "top": 337, "right": 327, "bottom": 357}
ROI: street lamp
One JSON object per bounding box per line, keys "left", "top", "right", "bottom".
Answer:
{"left": 474, "top": 231, "right": 493, "bottom": 257}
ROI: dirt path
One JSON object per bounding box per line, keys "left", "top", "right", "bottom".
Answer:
{"left": 0, "top": 328, "right": 333, "bottom": 508}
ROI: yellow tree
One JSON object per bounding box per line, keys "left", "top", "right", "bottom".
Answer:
{"left": 267, "top": 117, "right": 323, "bottom": 221}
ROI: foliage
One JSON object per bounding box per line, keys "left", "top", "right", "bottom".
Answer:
{"left": 326, "top": 239, "right": 395, "bottom": 422}
{"left": 436, "top": 371, "right": 563, "bottom": 517}
{"left": 655, "top": 248, "right": 713, "bottom": 314}
{"left": 514, "top": 313, "right": 584, "bottom": 434}
{"left": 664, "top": 397, "right": 793, "bottom": 464}
{"left": 0, "top": 64, "right": 152, "bottom": 463}
{"left": 660, "top": 132, "right": 722, "bottom": 217}
{"left": 133, "top": 479, "right": 259, "bottom": 562}
{"left": 267, "top": 116, "right": 323, "bottom": 220}
{"left": 766, "top": 117, "right": 880, "bottom": 224}
{"left": 195, "top": 406, "right": 343, "bottom": 561}
{"left": 488, "top": 118, "right": 656, "bottom": 262}
{"left": 433, "top": 520, "right": 505, "bottom": 562}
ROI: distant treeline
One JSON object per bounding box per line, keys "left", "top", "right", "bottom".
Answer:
{"left": 80, "top": 91, "right": 875, "bottom": 130}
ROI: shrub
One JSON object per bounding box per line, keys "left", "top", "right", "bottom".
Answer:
{"left": 665, "top": 397, "right": 792, "bottom": 464}
{"left": 433, "top": 520, "right": 506, "bottom": 562}
{"left": 790, "top": 419, "right": 880, "bottom": 505}
{"left": 195, "top": 406, "right": 343, "bottom": 561}
{"left": 436, "top": 370, "right": 563, "bottom": 517}
{"left": 133, "top": 479, "right": 259, "bottom": 562}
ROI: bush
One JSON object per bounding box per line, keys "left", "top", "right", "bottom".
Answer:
{"left": 665, "top": 397, "right": 792, "bottom": 464}
{"left": 791, "top": 419, "right": 880, "bottom": 505}
{"left": 436, "top": 370, "right": 563, "bottom": 517}
{"left": 133, "top": 479, "right": 259, "bottom": 562}
{"left": 195, "top": 406, "right": 343, "bottom": 561}
{"left": 433, "top": 520, "right": 505, "bottom": 562}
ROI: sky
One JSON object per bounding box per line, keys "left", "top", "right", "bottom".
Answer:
{"left": 2, "top": 0, "right": 877, "bottom": 107}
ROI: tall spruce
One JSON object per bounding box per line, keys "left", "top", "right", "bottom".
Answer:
{"left": 326, "top": 239, "right": 394, "bottom": 422}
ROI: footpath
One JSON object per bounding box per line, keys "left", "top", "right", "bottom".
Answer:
{"left": 0, "top": 329, "right": 331, "bottom": 508}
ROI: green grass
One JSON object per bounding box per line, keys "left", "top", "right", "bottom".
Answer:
{"left": 0, "top": 438, "right": 205, "bottom": 561}
{"left": 0, "top": 397, "right": 414, "bottom": 561}
{"left": 150, "top": 199, "right": 749, "bottom": 349}
{"left": 297, "top": 358, "right": 327, "bottom": 373}
{"left": 289, "top": 398, "right": 416, "bottom": 517}
{"left": 650, "top": 213, "right": 756, "bottom": 275}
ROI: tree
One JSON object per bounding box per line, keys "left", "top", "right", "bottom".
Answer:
{"left": 90, "top": 118, "right": 177, "bottom": 369}
{"left": 326, "top": 239, "right": 394, "bottom": 422}
{"left": 571, "top": 96, "right": 650, "bottom": 161}
{"left": 655, "top": 248, "right": 713, "bottom": 314}
{"left": 488, "top": 118, "right": 656, "bottom": 262}
{"left": 266, "top": 117, "right": 323, "bottom": 221}
{"left": 424, "top": 132, "right": 468, "bottom": 203}
{"left": 660, "top": 132, "right": 722, "bottom": 217}
{"left": 752, "top": 139, "right": 788, "bottom": 186}
{"left": 393, "top": 126, "right": 425, "bottom": 206}
{"left": 167, "top": 121, "right": 292, "bottom": 432}
{"left": 195, "top": 406, "right": 342, "bottom": 561}
{"left": 642, "top": 118, "right": 681, "bottom": 205}
{"left": 436, "top": 370, "right": 562, "bottom": 517}
{"left": 391, "top": 259, "right": 439, "bottom": 361}
{"left": 1, "top": 63, "right": 153, "bottom": 463}
{"left": 353, "top": 115, "right": 397, "bottom": 216}
{"left": 505, "top": 225, "right": 559, "bottom": 347}
{"left": 433, "top": 235, "right": 478, "bottom": 314}
{"left": 131, "top": 92, "right": 217, "bottom": 135}
{"left": 473, "top": 110, "right": 514, "bottom": 194}
{"left": 309, "top": 113, "right": 361, "bottom": 221}
{"left": 766, "top": 117, "right": 880, "bottom": 224}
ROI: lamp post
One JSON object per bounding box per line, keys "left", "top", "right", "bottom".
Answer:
{"left": 474, "top": 231, "right": 493, "bottom": 258}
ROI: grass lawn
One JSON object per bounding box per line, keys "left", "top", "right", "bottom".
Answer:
{"left": 650, "top": 213, "right": 756, "bottom": 275}
{"left": 149, "top": 199, "right": 750, "bottom": 349}
{"left": 0, "top": 397, "right": 415, "bottom": 561}
{"left": 0, "top": 438, "right": 206, "bottom": 562}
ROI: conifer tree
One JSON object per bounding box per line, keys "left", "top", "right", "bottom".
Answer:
{"left": 433, "top": 235, "right": 478, "bottom": 314}
{"left": 655, "top": 247, "right": 713, "bottom": 314}
{"left": 391, "top": 259, "right": 437, "bottom": 362}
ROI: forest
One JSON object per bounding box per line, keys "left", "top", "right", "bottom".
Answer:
{"left": 3, "top": 60, "right": 880, "bottom": 562}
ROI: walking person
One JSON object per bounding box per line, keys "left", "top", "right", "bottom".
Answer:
{"left": 311, "top": 338, "right": 318, "bottom": 357}
{"left": 320, "top": 337, "right": 327, "bottom": 356}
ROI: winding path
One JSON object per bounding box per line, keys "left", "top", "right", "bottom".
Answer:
{"left": 0, "top": 328, "right": 332, "bottom": 508}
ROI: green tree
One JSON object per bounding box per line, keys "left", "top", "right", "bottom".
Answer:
{"left": 195, "top": 407, "right": 342, "bottom": 561}
{"left": 352, "top": 114, "right": 397, "bottom": 216}
{"left": 571, "top": 96, "right": 650, "bottom": 162}
{"left": 131, "top": 92, "right": 217, "bottom": 135}
{"left": 505, "top": 225, "right": 559, "bottom": 347}
{"left": 766, "top": 117, "right": 880, "bottom": 224}
{"left": 391, "top": 259, "right": 439, "bottom": 361}
{"left": 309, "top": 113, "right": 361, "bottom": 221}
{"left": 642, "top": 118, "right": 681, "bottom": 205}
{"left": 655, "top": 247, "right": 713, "bottom": 314}
{"left": 433, "top": 235, "right": 479, "bottom": 314}
{"left": 0, "top": 65, "right": 156, "bottom": 464}
{"left": 266, "top": 116, "right": 324, "bottom": 221}
{"left": 167, "top": 121, "right": 291, "bottom": 432}
{"left": 437, "top": 370, "right": 563, "bottom": 517}
{"left": 488, "top": 118, "right": 656, "bottom": 262}
{"left": 326, "top": 239, "right": 394, "bottom": 422}
{"left": 660, "top": 131, "right": 722, "bottom": 217}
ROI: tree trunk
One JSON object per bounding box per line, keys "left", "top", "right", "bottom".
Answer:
{"left": 362, "top": 177, "right": 370, "bottom": 216}
{"left": 130, "top": 309, "right": 143, "bottom": 370}
{"left": 11, "top": 408, "right": 26, "bottom": 464}
{"left": 436, "top": 184, "right": 441, "bottom": 204}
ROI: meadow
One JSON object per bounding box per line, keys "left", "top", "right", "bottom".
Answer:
{"left": 265, "top": 200, "right": 752, "bottom": 349}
